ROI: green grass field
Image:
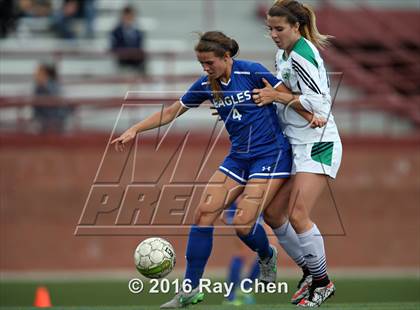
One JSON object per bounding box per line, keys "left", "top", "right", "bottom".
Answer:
{"left": 1, "top": 278, "right": 419, "bottom": 310}
{"left": 0, "top": 305, "right": 419, "bottom": 310}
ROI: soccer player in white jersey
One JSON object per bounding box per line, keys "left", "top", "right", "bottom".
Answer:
{"left": 253, "top": 0, "right": 342, "bottom": 307}
{"left": 113, "top": 31, "right": 325, "bottom": 309}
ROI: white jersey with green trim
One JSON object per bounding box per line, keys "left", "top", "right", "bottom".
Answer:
{"left": 275, "top": 37, "right": 340, "bottom": 144}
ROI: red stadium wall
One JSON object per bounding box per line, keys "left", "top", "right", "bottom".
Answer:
{"left": 0, "top": 136, "right": 419, "bottom": 272}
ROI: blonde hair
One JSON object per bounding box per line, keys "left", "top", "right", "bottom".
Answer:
{"left": 270, "top": 0, "right": 333, "bottom": 49}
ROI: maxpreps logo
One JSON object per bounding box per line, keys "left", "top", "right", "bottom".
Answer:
{"left": 75, "top": 102, "right": 245, "bottom": 236}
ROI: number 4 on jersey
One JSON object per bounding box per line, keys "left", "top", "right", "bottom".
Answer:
{"left": 232, "top": 108, "right": 242, "bottom": 121}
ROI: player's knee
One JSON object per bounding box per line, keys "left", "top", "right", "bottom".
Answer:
{"left": 264, "top": 207, "right": 289, "bottom": 229}
{"left": 288, "top": 206, "right": 308, "bottom": 228}
{"left": 234, "top": 225, "right": 253, "bottom": 236}
{"left": 263, "top": 208, "right": 280, "bottom": 228}
{"left": 195, "top": 204, "right": 219, "bottom": 226}
{"left": 232, "top": 216, "right": 256, "bottom": 236}
{"left": 196, "top": 212, "right": 215, "bottom": 226}
{"left": 262, "top": 214, "right": 276, "bottom": 228}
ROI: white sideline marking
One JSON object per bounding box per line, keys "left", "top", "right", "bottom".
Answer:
{"left": 1, "top": 268, "right": 418, "bottom": 282}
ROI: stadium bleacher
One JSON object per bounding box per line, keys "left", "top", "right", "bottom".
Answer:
{"left": 0, "top": 0, "right": 419, "bottom": 134}
{"left": 317, "top": 6, "right": 420, "bottom": 125}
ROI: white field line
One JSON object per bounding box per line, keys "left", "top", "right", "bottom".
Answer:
{"left": 0, "top": 267, "right": 419, "bottom": 282}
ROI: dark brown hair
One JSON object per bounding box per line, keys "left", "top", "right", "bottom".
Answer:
{"left": 269, "top": 0, "right": 332, "bottom": 49}
{"left": 195, "top": 31, "right": 239, "bottom": 100}
{"left": 39, "top": 63, "right": 57, "bottom": 81}
{"left": 122, "top": 5, "right": 135, "bottom": 16}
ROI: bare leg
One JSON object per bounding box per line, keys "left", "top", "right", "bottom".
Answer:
{"left": 194, "top": 170, "right": 244, "bottom": 226}
{"left": 288, "top": 173, "right": 327, "bottom": 234}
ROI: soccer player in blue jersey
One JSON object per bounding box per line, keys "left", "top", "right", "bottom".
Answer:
{"left": 112, "top": 31, "right": 322, "bottom": 309}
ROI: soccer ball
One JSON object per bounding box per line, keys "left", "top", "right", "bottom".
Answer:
{"left": 134, "top": 237, "right": 176, "bottom": 279}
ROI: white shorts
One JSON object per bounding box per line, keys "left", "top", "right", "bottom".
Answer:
{"left": 291, "top": 141, "right": 342, "bottom": 179}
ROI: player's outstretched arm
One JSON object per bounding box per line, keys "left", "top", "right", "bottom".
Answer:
{"left": 111, "top": 101, "right": 188, "bottom": 152}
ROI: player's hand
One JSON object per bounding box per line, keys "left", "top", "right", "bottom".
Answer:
{"left": 253, "top": 78, "right": 279, "bottom": 106}
{"left": 210, "top": 106, "right": 222, "bottom": 121}
{"left": 310, "top": 116, "right": 327, "bottom": 128}
{"left": 111, "top": 127, "right": 137, "bottom": 152}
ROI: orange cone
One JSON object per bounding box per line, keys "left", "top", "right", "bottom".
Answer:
{"left": 33, "top": 286, "right": 52, "bottom": 307}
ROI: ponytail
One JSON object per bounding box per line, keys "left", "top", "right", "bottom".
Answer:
{"left": 300, "top": 3, "right": 332, "bottom": 49}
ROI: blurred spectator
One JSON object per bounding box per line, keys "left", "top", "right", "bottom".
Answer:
{"left": 0, "top": 0, "right": 18, "bottom": 37}
{"left": 33, "top": 63, "right": 72, "bottom": 133}
{"left": 17, "top": 0, "right": 53, "bottom": 17}
{"left": 52, "top": 0, "right": 95, "bottom": 39}
{"left": 110, "top": 5, "right": 146, "bottom": 73}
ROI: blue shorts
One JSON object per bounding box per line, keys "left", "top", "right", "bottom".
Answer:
{"left": 219, "top": 148, "right": 292, "bottom": 185}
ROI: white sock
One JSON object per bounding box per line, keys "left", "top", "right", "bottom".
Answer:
{"left": 297, "top": 224, "right": 328, "bottom": 281}
{"left": 273, "top": 221, "right": 307, "bottom": 269}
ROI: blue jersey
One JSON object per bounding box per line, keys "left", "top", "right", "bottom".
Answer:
{"left": 180, "top": 59, "right": 290, "bottom": 158}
